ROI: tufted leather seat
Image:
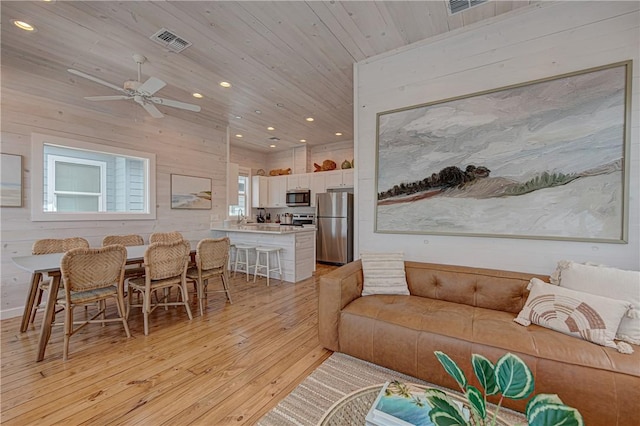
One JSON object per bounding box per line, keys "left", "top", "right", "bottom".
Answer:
{"left": 319, "top": 260, "right": 640, "bottom": 425}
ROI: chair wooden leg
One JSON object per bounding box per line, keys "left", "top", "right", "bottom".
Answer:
{"left": 198, "top": 279, "right": 205, "bottom": 317}
{"left": 143, "top": 290, "right": 151, "bottom": 336}
{"left": 63, "top": 304, "right": 72, "bottom": 361}
{"left": 222, "top": 273, "right": 232, "bottom": 304}
{"left": 115, "top": 294, "right": 131, "bottom": 338}
{"left": 29, "top": 285, "right": 43, "bottom": 325}
{"left": 180, "top": 284, "right": 193, "bottom": 320}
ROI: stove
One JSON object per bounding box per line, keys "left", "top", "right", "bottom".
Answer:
{"left": 280, "top": 213, "right": 315, "bottom": 226}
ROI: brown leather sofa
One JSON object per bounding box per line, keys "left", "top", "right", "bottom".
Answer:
{"left": 318, "top": 260, "right": 640, "bottom": 425}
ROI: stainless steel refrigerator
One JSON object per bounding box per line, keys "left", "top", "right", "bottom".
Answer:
{"left": 316, "top": 191, "right": 353, "bottom": 265}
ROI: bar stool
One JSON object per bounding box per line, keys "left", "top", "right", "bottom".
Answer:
{"left": 253, "top": 246, "right": 283, "bottom": 287}
{"left": 228, "top": 243, "right": 237, "bottom": 272}
{"left": 233, "top": 244, "right": 256, "bottom": 281}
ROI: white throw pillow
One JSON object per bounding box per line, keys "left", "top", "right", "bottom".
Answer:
{"left": 514, "top": 278, "right": 633, "bottom": 353}
{"left": 554, "top": 261, "right": 640, "bottom": 346}
{"left": 360, "top": 252, "right": 409, "bottom": 296}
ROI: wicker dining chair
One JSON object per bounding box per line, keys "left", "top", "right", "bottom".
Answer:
{"left": 102, "top": 234, "right": 145, "bottom": 279}
{"left": 186, "top": 237, "right": 232, "bottom": 316}
{"left": 149, "top": 231, "right": 184, "bottom": 244}
{"left": 126, "top": 240, "right": 193, "bottom": 335}
{"left": 56, "top": 244, "right": 130, "bottom": 360}
{"left": 25, "top": 237, "right": 90, "bottom": 329}
{"left": 102, "top": 234, "right": 144, "bottom": 246}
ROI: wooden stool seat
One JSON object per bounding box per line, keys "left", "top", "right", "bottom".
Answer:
{"left": 253, "top": 246, "right": 283, "bottom": 287}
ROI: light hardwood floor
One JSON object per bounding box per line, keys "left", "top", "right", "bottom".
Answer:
{"left": 1, "top": 264, "right": 337, "bottom": 425}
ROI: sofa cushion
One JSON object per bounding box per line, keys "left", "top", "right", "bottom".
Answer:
{"left": 339, "top": 294, "right": 640, "bottom": 377}
{"left": 361, "top": 252, "right": 409, "bottom": 296}
{"left": 554, "top": 261, "right": 640, "bottom": 346}
{"left": 514, "top": 278, "right": 632, "bottom": 353}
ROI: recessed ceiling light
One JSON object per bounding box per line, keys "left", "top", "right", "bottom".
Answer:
{"left": 235, "top": 134, "right": 243, "bottom": 138}
{"left": 335, "top": 132, "right": 343, "bottom": 136}
{"left": 305, "top": 117, "right": 314, "bottom": 122}
{"left": 276, "top": 103, "right": 284, "bottom": 108}
{"left": 270, "top": 144, "right": 276, "bottom": 148}
{"left": 255, "top": 110, "right": 262, "bottom": 114}
{"left": 219, "top": 81, "right": 231, "bottom": 88}
{"left": 300, "top": 139, "right": 307, "bottom": 143}
{"left": 192, "top": 93, "right": 203, "bottom": 98}
{"left": 234, "top": 115, "right": 242, "bottom": 119}
{"left": 267, "top": 126, "right": 275, "bottom": 131}
{"left": 12, "top": 20, "right": 36, "bottom": 32}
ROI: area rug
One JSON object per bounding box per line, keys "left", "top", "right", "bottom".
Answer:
{"left": 257, "top": 352, "right": 526, "bottom": 425}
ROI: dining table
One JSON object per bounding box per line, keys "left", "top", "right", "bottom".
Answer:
{"left": 11, "top": 242, "right": 199, "bottom": 362}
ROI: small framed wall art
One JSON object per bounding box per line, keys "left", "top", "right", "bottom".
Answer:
{"left": 1, "top": 153, "right": 23, "bottom": 207}
{"left": 170, "top": 174, "right": 212, "bottom": 210}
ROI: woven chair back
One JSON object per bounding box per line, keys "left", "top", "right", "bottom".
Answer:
{"left": 145, "top": 240, "right": 190, "bottom": 280}
{"left": 149, "top": 231, "right": 184, "bottom": 244}
{"left": 196, "top": 238, "right": 230, "bottom": 271}
{"left": 102, "top": 234, "right": 144, "bottom": 247}
{"left": 32, "top": 237, "right": 89, "bottom": 255}
{"left": 60, "top": 245, "right": 127, "bottom": 292}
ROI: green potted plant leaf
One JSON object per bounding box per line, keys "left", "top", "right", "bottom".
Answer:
{"left": 425, "top": 351, "right": 583, "bottom": 426}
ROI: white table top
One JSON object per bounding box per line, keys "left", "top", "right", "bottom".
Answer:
{"left": 11, "top": 241, "right": 202, "bottom": 274}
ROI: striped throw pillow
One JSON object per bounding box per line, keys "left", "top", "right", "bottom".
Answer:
{"left": 514, "top": 278, "right": 633, "bottom": 353}
{"left": 360, "top": 252, "right": 409, "bottom": 296}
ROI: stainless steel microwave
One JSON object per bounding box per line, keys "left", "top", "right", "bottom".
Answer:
{"left": 286, "top": 189, "right": 311, "bottom": 206}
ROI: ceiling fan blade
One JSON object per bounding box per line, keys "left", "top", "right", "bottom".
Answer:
{"left": 137, "top": 76, "right": 166, "bottom": 96}
{"left": 84, "top": 95, "right": 132, "bottom": 101}
{"left": 150, "top": 97, "right": 201, "bottom": 112}
{"left": 134, "top": 96, "right": 164, "bottom": 118}
{"left": 142, "top": 103, "right": 164, "bottom": 118}
{"left": 68, "top": 69, "right": 126, "bottom": 93}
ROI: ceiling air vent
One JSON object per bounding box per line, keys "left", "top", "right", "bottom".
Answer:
{"left": 150, "top": 28, "right": 192, "bottom": 53}
{"left": 268, "top": 137, "right": 281, "bottom": 142}
{"left": 448, "top": 0, "right": 487, "bottom": 14}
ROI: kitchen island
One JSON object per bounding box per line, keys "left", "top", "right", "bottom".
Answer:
{"left": 210, "top": 224, "right": 315, "bottom": 283}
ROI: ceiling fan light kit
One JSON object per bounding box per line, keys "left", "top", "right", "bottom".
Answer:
{"left": 68, "top": 53, "right": 201, "bottom": 118}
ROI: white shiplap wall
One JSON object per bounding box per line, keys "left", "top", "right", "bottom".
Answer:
{"left": 354, "top": 1, "right": 640, "bottom": 274}
{"left": 1, "top": 76, "right": 229, "bottom": 319}
{"left": 230, "top": 145, "right": 268, "bottom": 175}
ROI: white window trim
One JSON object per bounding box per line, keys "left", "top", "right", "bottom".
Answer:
{"left": 46, "top": 155, "right": 107, "bottom": 212}
{"left": 31, "top": 133, "right": 156, "bottom": 221}
{"left": 229, "top": 167, "right": 251, "bottom": 219}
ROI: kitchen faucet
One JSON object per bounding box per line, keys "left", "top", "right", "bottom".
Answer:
{"left": 237, "top": 209, "right": 245, "bottom": 224}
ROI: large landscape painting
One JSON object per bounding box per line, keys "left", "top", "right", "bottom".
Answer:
{"left": 375, "top": 62, "right": 630, "bottom": 242}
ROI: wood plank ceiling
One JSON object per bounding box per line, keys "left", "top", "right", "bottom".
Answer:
{"left": 1, "top": 1, "right": 534, "bottom": 152}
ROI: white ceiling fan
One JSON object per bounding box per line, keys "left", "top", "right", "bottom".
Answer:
{"left": 68, "top": 53, "right": 201, "bottom": 118}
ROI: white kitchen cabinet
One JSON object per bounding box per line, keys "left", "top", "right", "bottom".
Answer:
{"left": 309, "top": 169, "right": 354, "bottom": 205}
{"left": 268, "top": 175, "right": 287, "bottom": 208}
{"left": 324, "top": 171, "right": 343, "bottom": 189}
{"left": 342, "top": 169, "right": 354, "bottom": 187}
{"left": 325, "top": 170, "right": 354, "bottom": 189}
{"left": 287, "top": 174, "right": 310, "bottom": 190}
{"left": 310, "top": 173, "right": 326, "bottom": 206}
{"left": 252, "top": 176, "right": 269, "bottom": 208}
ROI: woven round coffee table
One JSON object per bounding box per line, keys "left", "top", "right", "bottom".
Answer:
{"left": 318, "top": 384, "right": 382, "bottom": 426}
{"left": 318, "top": 383, "right": 525, "bottom": 425}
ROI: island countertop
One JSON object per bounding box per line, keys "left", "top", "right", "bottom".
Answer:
{"left": 210, "top": 224, "right": 315, "bottom": 234}
{"left": 211, "top": 225, "right": 316, "bottom": 283}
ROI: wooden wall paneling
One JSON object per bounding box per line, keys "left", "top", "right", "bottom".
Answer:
{"left": 1, "top": 84, "right": 228, "bottom": 320}
{"left": 383, "top": 2, "right": 447, "bottom": 44}
{"left": 359, "top": 7, "right": 640, "bottom": 111}
{"left": 229, "top": 146, "right": 268, "bottom": 173}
